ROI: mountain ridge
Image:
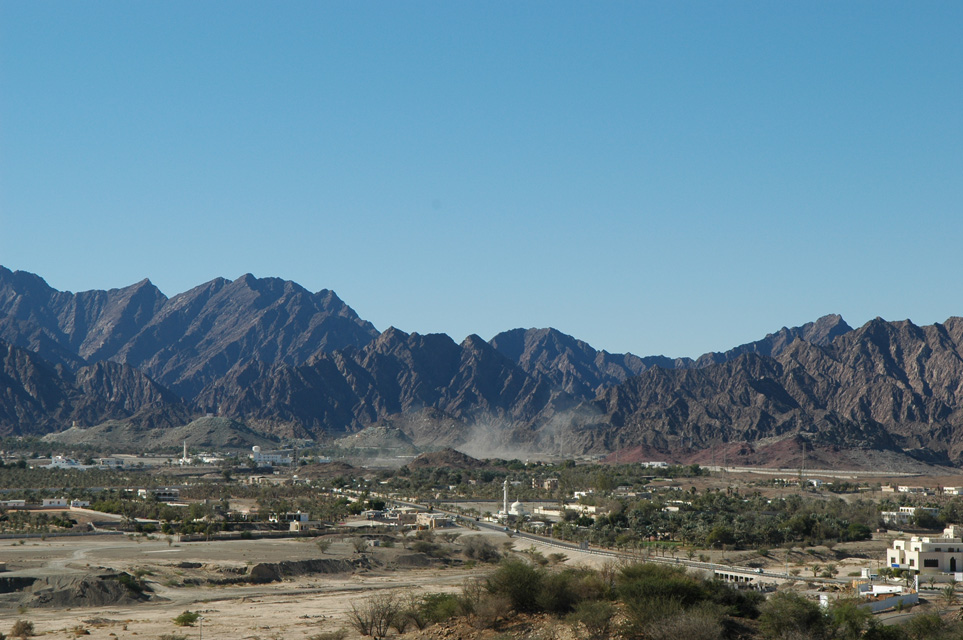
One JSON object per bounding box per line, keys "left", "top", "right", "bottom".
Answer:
{"left": 5, "top": 266, "right": 963, "bottom": 468}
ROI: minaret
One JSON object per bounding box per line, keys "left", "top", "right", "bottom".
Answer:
{"left": 183, "top": 440, "right": 188, "bottom": 462}
{"left": 503, "top": 478, "right": 508, "bottom": 515}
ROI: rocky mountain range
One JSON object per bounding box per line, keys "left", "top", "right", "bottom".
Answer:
{"left": 3, "top": 266, "right": 963, "bottom": 468}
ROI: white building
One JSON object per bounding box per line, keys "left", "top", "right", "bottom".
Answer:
{"left": 887, "top": 526, "right": 963, "bottom": 574}
{"left": 269, "top": 511, "right": 309, "bottom": 523}
{"left": 44, "top": 456, "right": 91, "bottom": 470}
{"left": 42, "top": 498, "right": 68, "bottom": 507}
{"left": 880, "top": 506, "right": 939, "bottom": 526}
{"left": 416, "top": 513, "right": 451, "bottom": 529}
{"left": 250, "top": 446, "right": 292, "bottom": 466}
{"left": 497, "top": 479, "right": 528, "bottom": 522}
{"left": 138, "top": 488, "right": 180, "bottom": 502}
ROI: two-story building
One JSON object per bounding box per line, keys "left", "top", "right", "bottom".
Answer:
{"left": 887, "top": 525, "right": 963, "bottom": 574}
{"left": 880, "top": 506, "right": 940, "bottom": 527}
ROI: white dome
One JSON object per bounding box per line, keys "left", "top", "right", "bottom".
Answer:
{"left": 510, "top": 500, "right": 526, "bottom": 515}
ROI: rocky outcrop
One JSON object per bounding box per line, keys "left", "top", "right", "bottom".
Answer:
{"left": 197, "top": 327, "right": 565, "bottom": 439}
{"left": 247, "top": 558, "right": 364, "bottom": 584}
{"left": 8, "top": 266, "right": 963, "bottom": 468}
{"left": 561, "top": 316, "right": 963, "bottom": 464}
{"left": 0, "top": 339, "right": 188, "bottom": 436}
{"left": 0, "top": 268, "right": 378, "bottom": 398}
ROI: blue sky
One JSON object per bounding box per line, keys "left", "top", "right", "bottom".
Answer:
{"left": 2, "top": 2, "right": 961, "bottom": 358}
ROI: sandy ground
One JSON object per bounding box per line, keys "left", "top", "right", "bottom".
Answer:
{"left": 0, "top": 528, "right": 611, "bottom": 640}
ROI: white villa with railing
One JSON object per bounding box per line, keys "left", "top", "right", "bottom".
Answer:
{"left": 887, "top": 525, "right": 963, "bottom": 574}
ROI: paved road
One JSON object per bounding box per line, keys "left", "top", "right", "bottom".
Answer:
{"left": 386, "top": 495, "right": 846, "bottom": 586}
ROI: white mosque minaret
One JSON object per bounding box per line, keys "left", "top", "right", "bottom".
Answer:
{"left": 498, "top": 478, "right": 527, "bottom": 522}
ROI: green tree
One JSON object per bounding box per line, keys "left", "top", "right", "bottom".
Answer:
{"left": 829, "top": 598, "right": 873, "bottom": 640}
{"left": 758, "top": 592, "right": 827, "bottom": 640}
{"left": 485, "top": 558, "right": 543, "bottom": 613}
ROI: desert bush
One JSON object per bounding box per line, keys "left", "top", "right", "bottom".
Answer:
{"left": 420, "top": 592, "right": 464, "bottom": 625}
{"left": 347, "top": 593, "right": 398, "bottom": 639}
{"left": 901, "top": 612, "right": 944, "bottom": 640}
{"left": 116, "top": 572, "right": 144, "bottom": 593}
{"left": 642, "top": 603, "right": 725, "bottom": 640}
{"left": 308, "top": 629, "right": 347, "bottom": 640}
{"left": 316, "top": 538, "right": 332, "bottom": 553}
{"left": 472, "top": 593, "right": 510, "bottom": 630}
{"left": 828, "top": 598, "right": 873, "bottom": 640}
{"left": 485, "top": 558, "right": 543, "bottom": 613}
{"left": 537, "top": 570, "right": 580, "bottom": 615}
{"left": 9, "top": 621, "right": 33, "bottom": 639}
{"left": 567, "top": 599, "right": 614, "bottom": 640}
{"left": 158, "top": 635, "right": 188, "bottom": 640}
{"left": 411, "top": 539, "right": 449, "bottom": 558}
{"left": 703, "top": 578, "right": 763, "bottom": 618}
{"left": 463, "top": 536, "right": 501, "bottom": 562}
{"left": 350, "top": 537, "right": 368, "bottom": 553}
{"left": 172, "top": 611, "right": 200, "bottom": 627}
{"left": 567, "top": 566, "right": 612, "bottom": 602}
{"left": 758, "top": 592, "right": 827, "bottom": 640}
{"left": 617, "top": 562, "right": 703, "bottom": 630}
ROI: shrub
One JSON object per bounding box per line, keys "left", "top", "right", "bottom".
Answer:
{"left": 420, "top": 592, "right": 464, "bottom": 625}
{"left": 758, "top": 592, "right": 827, "bottom": 640}
{"left": 10, "top": 621, "right": 33, "bottom": 639}
{"left": 485, "top": 558, "right": 543, "bottom": 613}
{"left": 703, "top": 578, "right": 763, "bottom": 618}
{"left": 472, "top": 593, "right": 510, "bottom": 630}
{"left": 617, "top": 563, "right": 705, "bottom": 612}
{"left": 347, "top": 593, "right": 397, "bottom": 639}
{"left": 172, "top": 611, "right": 200, "bottom": 627}
{"left": 116, "top": 572, "right": 144, "bottom": 593}
{"left": 350, "top": 537, "right": 368, "bottom": 553}
{"left": 643, "top": 603, "right": 725, "bottom": 640}
{"left": 308, "top": 630, "right": 348, "bottom": 640}
{"left": 463, "top": 536, "right": 501, "bottom": 563}
{"left": 568, "top": 600, "right": 614, "bottom": 640}
{"left": 537, "top": 570, "right": 580, "bottom": 615}
{"left": 412, "top": 539, "right": 448, "bottom": 558}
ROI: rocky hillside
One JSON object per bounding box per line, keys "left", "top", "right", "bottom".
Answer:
{"left": 195, "top": 327, "right": 561, "bottom": 437}
{"left": 0, "top": 267, "right": 379, "bottom": 397}
{"left": 6, "top": 266, "right": 963, "bottom": 468}
{"left": 0, "top": 339, "right": 190, "bottom": 437}
{"left": 561, "top": 317, "right": 963, "bottom": 465}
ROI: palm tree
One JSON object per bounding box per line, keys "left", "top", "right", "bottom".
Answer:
{"left": 810, "top": 564, "right": 822, "bottom": 578}
{"left": 941, "top": 584, "right": 957, "bottom": 611}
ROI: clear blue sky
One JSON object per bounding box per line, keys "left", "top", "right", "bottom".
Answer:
{"left": 2, "top": 2, "right": 961, "bottom": 359}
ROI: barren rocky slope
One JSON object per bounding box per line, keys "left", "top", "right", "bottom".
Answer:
{"left": 0, "top": 267, "right": 378, "bottom": 397}
{"left": 4, "top": 266, "right": 963, "bottom": 467}
{"left": 562, "top": 317, "right": 963, "bottom": 464}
